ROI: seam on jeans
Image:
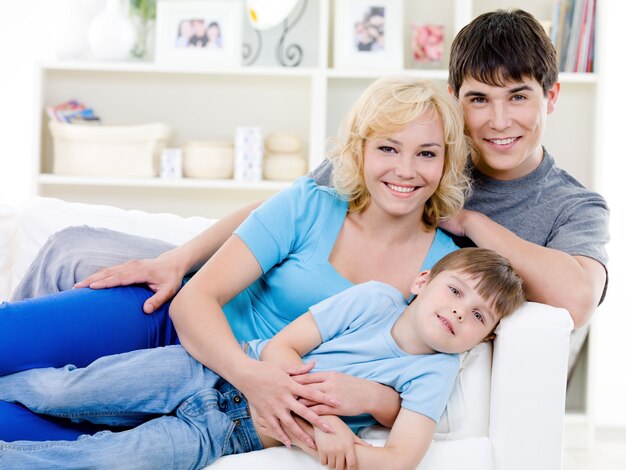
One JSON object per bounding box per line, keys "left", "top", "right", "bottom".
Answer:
{"left": 0, "top": 437, "right": 106, "bottom": 452}
{"left": 42, "top": 410, "right": 151, "bottom": 419}
{"left": 222, "top": 420, "right": 237, "bottom": 455}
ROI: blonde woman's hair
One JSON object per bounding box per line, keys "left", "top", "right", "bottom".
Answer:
{"left": 329, "top": 76, "right": 469, "bottom": 229}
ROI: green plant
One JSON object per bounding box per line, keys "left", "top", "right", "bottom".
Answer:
{"left": 130, "top": 0, "right": 156, "bottom": 21}
{"left": 130, "top": 0, "right": 156, "bottom": 58}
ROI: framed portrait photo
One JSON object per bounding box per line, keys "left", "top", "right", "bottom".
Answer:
{"left": 155, "top": 1, "right": 243, "bottom": 67}
{"left": 333, "top": 0, "right": 404, "bottom": 69}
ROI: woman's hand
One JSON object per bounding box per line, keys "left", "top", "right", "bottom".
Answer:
{"left": 236, "top": 360, "right": 340, "bottom": 449}
{"left": 293, "top": 372, "right": 401, "bottom": 427}
{"left": 314, "top": 416, "right": 371, "bottom": 470}
{"left": 74, "top": 250, "right": 186, "bottom": 314}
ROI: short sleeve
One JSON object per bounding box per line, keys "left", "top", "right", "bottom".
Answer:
{"left": 399, "top": 354, "right": 460, "bottom": 423}
{"left": 234, "top": 177, "right": 324, "bottom": 273}
{"left": 309, "top": 282, "right": 386, "bottom": 342}
{"left": 548, "top": 195, "right": 610, "bottom": 265}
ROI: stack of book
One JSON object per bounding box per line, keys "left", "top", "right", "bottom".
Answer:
{"left": 551, "top": 0, "right": 596, "bottom": 73}
{"left": 46, "top": 100, "right": 101, "bottom": 125}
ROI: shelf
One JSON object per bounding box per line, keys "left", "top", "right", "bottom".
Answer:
{"left": 40, "top": 60, "right": 598, "bottom": 84}
{"left": 37, "top": 174, "right": 291, "bottom": 191}
{"left": 40, "top": 60, "right": 317, "bottom": 78}
{"left": 326, "top": 68, "right": 449, "bottom": 81}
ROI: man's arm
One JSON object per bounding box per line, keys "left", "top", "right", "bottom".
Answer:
{"left": 444, "top": 210, "right": 605, "bottom": 328}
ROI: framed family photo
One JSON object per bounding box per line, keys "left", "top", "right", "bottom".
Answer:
{"left": 155, "top": 1, "right": 243, "bottom": 67}
{"left": 333, "top": 0, "right": 404, "bottom": 69}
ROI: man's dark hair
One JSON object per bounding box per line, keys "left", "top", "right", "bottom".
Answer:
{"left": 448, "top": 9, "right": 558, "bottom": 97}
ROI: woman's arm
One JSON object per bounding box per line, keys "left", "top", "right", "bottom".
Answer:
{"left": 75, "top": 201, "right": 263, "bottom": 313}
{"left": 169, "top": 235, "right": 336, "bottom": 448}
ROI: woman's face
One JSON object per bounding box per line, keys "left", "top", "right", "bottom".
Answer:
{"left": 362, "top": 111, "right": 445, "bottom": 219}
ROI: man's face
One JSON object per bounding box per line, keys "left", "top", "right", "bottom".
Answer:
{"left": 456, "top": 77, "right": 560, "bottom": 181}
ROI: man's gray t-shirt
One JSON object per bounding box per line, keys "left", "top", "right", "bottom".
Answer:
{"left": 309, "top": 149, "right": 609, "bottom": 268}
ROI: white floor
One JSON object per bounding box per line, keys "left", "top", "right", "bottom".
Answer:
{"left": 564, "top": 429, "right": 626, "bottom": 470}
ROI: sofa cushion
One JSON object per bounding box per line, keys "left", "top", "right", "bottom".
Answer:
{"left": 10, "top": 197, "right": 213, "bottom": 294}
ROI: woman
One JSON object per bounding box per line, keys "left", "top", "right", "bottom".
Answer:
{"left": 0, "top": 76, "right": 468, "bottom": 445}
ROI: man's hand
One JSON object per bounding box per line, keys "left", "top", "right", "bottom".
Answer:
{"left": 438, "top": 209, "right": 471, "bottom": 238}
{"left": 74, "top": 251, "right": 186, "bottom": 314}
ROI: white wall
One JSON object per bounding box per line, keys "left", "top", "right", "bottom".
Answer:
{"left": 0, "top": 0, "right": 624, "bottom": 429}
{"left": 590, "top": 0, "right": 626, "bottom": 429}
{"left": 0, "top": 1, "right": 53, "bottom": 206}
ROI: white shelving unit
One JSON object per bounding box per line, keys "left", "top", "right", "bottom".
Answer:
{"left": 34, "top": 0, "right": 601, "bottom": 219}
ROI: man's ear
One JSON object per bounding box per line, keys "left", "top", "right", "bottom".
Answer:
{"left": 547, "top": 81, "right": 561, "bottom": 114}
{"left": 410, "top": 271, "right": 430, "bottom": 296}
{"left": 447, "top": 84, "right": 456, "bottom": 98}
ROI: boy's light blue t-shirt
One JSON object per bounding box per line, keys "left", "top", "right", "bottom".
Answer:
{"left": 226, "top": 176, "right": 458, "bottom": 342}
{"left": 247, "top": 281, "right": 461, "bottom": 430}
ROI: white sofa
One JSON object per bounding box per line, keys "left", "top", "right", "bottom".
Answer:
{"left": 0, "top": 197, "right": 574, "bottom": 470}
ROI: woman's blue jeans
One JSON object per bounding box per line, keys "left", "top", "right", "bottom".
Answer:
{"left": 0, "top": 285, "right": 179, "bottom": 441}
{"left": 0, "top": 345, "right": 263, "bottom": 469}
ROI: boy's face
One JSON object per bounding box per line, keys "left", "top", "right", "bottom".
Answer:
{"left": 409, "top": 269, "right": 501, "bottom": 354}
{"left": 455, "top": 77, "right": 560, "bottom": 181}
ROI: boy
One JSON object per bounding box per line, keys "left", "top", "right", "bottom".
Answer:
{"left": 0, "top": 248, "right": 525, "bottom": 470}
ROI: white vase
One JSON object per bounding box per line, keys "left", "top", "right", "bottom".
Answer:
{"left": 54, "top": 0, "right": 91, "bottom": 60}
{"left": 88, "top": 0, "right": 137, "bottom": 61}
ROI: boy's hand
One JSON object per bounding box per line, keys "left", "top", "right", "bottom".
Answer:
{"left": 314, "top": 416, "right": 371, "bottom": 470}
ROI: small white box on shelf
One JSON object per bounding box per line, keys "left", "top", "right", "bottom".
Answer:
{"left": 183, "top": 141, "right": 234, "bottom": 179}
{"left": 49, "top": 121, "right": 172, "bottom": 178}
{"left": 160, "top": 148, "right": 183, "bottom": 179}
{"left": 234, "top": 127, "right": 263, "bottom": 182}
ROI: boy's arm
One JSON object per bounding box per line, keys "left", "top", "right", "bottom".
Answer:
{"left": 265, "top": 302, "right": 401, "bottom": 428}
{"left": 354, "top": 408, "right": 436, "bottom": 470}
{"left": 260, "top": 312, "right": 323, "bottom": 369}
{"left": 443, "top": 210, "right": 606, "bottom": 328}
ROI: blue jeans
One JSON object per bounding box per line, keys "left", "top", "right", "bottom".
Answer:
{"left": 0, "top": 346, "right": 263, "bottom": 469}
{"left": 0, "top": 285, "right": 179, "bottom": 441}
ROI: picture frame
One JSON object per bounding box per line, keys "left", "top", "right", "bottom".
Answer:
{"left": 333, "top": 0, "right": 404, "bottom": 69}
{"left": 155, "top": 0, "right": 243, "bottom": 67}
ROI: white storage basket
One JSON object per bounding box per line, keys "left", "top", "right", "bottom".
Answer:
{"left": 49, "top": 121, "right": 172, "bottom": 178}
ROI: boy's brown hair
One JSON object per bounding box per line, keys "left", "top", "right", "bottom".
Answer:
{"left": 429, "top": 248, "right": 525, "bottom": 319}
{"left": 448, "top": 9, "right": 558, "bottom": 97}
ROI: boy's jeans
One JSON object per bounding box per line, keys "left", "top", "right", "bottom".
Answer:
{"left": 0, "top": 345, "right": 263, "bottom": 469}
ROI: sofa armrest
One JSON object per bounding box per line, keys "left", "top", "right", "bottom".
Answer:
{"left": 489, "top": 302, "right": 573, "bottom": 470}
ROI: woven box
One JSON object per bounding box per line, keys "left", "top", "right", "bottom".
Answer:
{"left": 49, "top": 121, "right": 172, "bottom": 178}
